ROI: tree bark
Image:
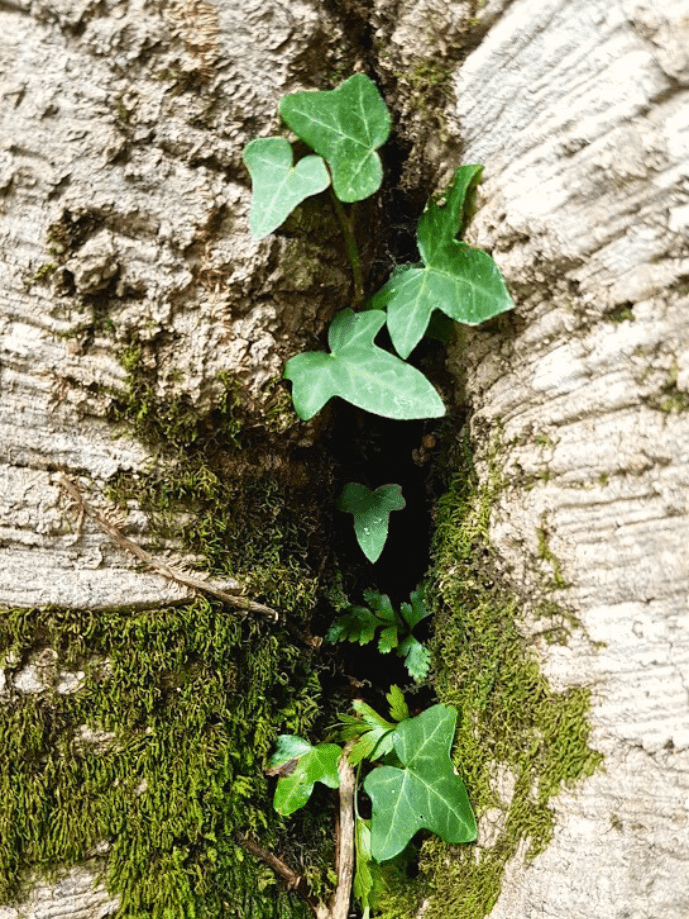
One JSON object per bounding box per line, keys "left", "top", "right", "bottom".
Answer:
{"left": 1, "top": 0, "right": 688, "bottom": 917}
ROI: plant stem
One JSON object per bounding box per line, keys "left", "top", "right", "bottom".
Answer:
{"left": 330, "top": 190, "right": 364, "bottom": 306}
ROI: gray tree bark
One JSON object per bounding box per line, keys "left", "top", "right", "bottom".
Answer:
{"left": 1, "top": 0, "right": 688, "bottom": 917}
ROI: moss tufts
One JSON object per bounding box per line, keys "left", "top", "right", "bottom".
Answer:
{"left": 376, "top": 433, "right": 602, "bottom": 919}
{"left": 0, "top": 601, "right": 332, "bottom": 918}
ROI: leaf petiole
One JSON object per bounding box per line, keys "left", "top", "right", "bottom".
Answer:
{"left": 329, "top": 189, "right": 364, "bottom": 306}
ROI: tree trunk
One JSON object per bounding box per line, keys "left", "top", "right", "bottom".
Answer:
{"left": 1, "top": 0, "right": 687, "bottom": 917}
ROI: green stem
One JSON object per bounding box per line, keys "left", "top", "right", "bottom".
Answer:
{"left": 330, "top": 189, "right": 364, "bottom": 306}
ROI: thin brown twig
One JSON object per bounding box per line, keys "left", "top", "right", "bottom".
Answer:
{"left": 238, "top": 753, "right": 357, "bottom": 919}
{"left": 234, "top": 833, "right": 321, "bottom": 918}
{"left": 58, "top": 473, "right": 280, "bottom": 622}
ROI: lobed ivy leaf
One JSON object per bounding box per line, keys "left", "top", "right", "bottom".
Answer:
{"left": 337, "top": 482, "right": 406, "bottom": 563}
{"left": 370, "top": 164, "right": 514, "bottom": 358}
{"left": 364, "top": 704, "right": 477, "bottom": 861}
{"left": 279, "top": 73, "right": 391, "bottom": 203}
{"left": 242, "top": 137, "right": 330, "bottom": 239}
{"left": 283, "top": 309, "right": 445, "bottom": 420}
{"left": 267, "top": 735, "right": 341, "bottom": 816}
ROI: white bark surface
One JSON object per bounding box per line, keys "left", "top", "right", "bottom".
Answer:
{"left": 449, "top": 0, "right": 689, "bottom": 916}
{"left": 0, "top": 0, "right": 344, "bottom": 610}
{"left": 1, "top": 0, "right": 688, "bottom": 916}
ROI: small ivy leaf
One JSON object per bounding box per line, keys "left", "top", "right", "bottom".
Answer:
{"left": 365, "top": 705, "right": 477, "bottom": 862}
{"left": 386, "top": 685, "right": 410, "bottom": 723}
{"left": 416, "top": 164, "right": 484, "bottom": 264}
{"left": 337, "top": 482, "right": 406, "bottom": 563}
{"left": 370, "top": 165, "right": 514, "bottom": 359}
{"left": 268, "top": 735, "right": 341, "bottom": 816}
{"left": 283, "top": 309, "right": 446, "bottom": 421}
{"left": 242, "top": 137, "right": 330, "bottom": 239}
{"left": 279, "top": 73, "right": 391, "bottom": 203}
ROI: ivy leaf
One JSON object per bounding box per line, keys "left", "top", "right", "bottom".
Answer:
{"left": 267, "top": 735, "right": 341, "bottom": 816}
{"left": 370, "top": 165, "right": 514, "bottom": 358}
{"left": 283, "top": 309, "right": 445, "bottom": 421}
{"left": 279, "top": 73, "right": 391, "bottom": 203}
{"left": 364, "top": 704, "right": 477, "bottom": 861}
{"left": 242, "top": 137, "right": 330, "bottom": 239}
{"left": 337, "top": 482, "right": 406, "bottom": 563}
{"left": 416, "top": 163, "right": 484, "bottom": 263}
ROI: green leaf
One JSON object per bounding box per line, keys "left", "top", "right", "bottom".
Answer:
{"left": 354, "top": 818, "right": 378, "bottom": 919}
{"left": 399, "top": 585, "right": 430, "bottom": 631}
{"left": 386, "top": 685, "right": 410, "bottom": 723}
{"left": 416, "top": 164, "right": 484, "bottom": 263}
{"left": 370, "top": 165, "right": 514, "bottom": 358}
{"left": 242, "top": 137, "right": 330, "bottom": 239}
{"left": 325, "top": 604, "right": 382, "bottom": 645}
{"left": 397, "top": 635, "right": 431, "bottom": 681}
{"left": 337, "top": 482, "right": 406, "bottom": 563}
{"left": 327, "top": 589, "right": 430, "bottom": 682}
{"left": 364, "top": 705, "right": 477, "bottom": 861}
{"left": 283, "top": 309, "right": 445, "bottom": 420}
{"left": 339, "top": 700, "right": 396, "bottom": 766}
{"left": 268, "top": 735, "right": 341, "bottom": 816}
{"left": 279, "top": 73, "right": 391, "bottom": 203}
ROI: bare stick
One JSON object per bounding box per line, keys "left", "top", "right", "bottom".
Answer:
{"left": 58, "top": 473, "right": 280, "bottom": 621}
{"left": 321, "top": 755, "right": 356, "bottom": 919}
{"left": 234, "top": 833, "right": 321, "bottom": 917}
{"left": 239, "top": 753, "right": 357, "bottom": 919}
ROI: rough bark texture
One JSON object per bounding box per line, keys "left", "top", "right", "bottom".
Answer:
{"left": 1, "top": 0, "right": 688, "bottom": 917}
{"left": 447, "top": 1, "right": 689, "bottom": 916}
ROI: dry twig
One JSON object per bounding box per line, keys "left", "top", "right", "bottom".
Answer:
{"left": 237, "top": 754, "right": 356, "bottom": 919}
{"left": 58, "top": 473, "right": 280, "bottom": 622}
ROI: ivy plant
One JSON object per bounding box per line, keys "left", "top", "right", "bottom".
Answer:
{"left": 266, "top": 688, "right": 476, "bottom": 916}
{"left": 240, "top": 74, "right": 509, "bottom": 917}
{"left": 336, "top": 482, "right": 406, "bottom": 563}
{"left": 284, "top": 309, "right": 444, "bottom": 421}
{"left": 266, "top": 734, "right": 342, "bottom": 816}
{"left": 242, "top": 72, "right": 513, "bottom": 423}
{"left": 369, "top": 163, "right": 513, "bottom": 358}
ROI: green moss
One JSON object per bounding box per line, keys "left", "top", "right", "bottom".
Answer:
{"left": 375, "top": 435, "right": 601, "bottom": 919}
{"left": 0, "top": 601, "right": 332, "bottom": 918}
{"left": 654, "top": 364, "right": 689, "bottom": 413}
{"left": 0, "top": 336, "right": 343, "bottom": 916}
{"left": 30, "top": 262, "right": 57, "bottom": 285}
{"left": 606, "top": 304, "right": 635, "bottom": 323}
{"left": 537, "top": 516, "right": 568, "bottom": 590}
